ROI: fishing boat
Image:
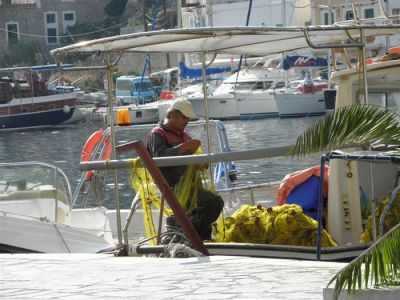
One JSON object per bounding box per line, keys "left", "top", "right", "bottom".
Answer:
{"left": 0, "top": 161, "right": 115, "bottom": 253}
{"left": 50, "top": 22, "right": 400, "bottom": 261}
{"left": 0, "top": 65, "right": 84, "bottom": 130}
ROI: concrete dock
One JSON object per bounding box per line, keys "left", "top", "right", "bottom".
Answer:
{"left": 1, "top": 253, "right": 346, "bottom": 299}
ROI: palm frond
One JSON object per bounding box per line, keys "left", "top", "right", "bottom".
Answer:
{"left": 287, "top": 105, "right": 400, "bottom": 157}
{"left": 328, "top": 223, "right": 400, "bottom": 299}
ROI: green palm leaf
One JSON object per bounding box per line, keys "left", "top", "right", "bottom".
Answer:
{"left": 287, "top": 104, "right": 400, "bottom": 298}
{"left": 287, "top": 105, "right": 400, "bottom": 157}
{"left": 329, "top": 223, "right": 400, "bottom": 299}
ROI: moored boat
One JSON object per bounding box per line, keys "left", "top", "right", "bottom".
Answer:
{"left": 187, "top": 57, "right": 295, "bottom": 120}
{"left": 0, "top": 161, "right": 115, "bottom": 253}
{"left": 0, "top": 65, "right": 84, "bottom": 130}
{"left": 50, "top": 23, "right": 400, "bottom": 261}
{"left": 274, "top": 77, "right": 332, "bottom": 117}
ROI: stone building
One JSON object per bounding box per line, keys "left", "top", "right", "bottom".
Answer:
{"left": 0, "top": 0, "right": 109, "bottom": 59}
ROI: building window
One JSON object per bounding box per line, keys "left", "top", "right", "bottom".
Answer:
{"left": 6, "top": 22, "right": 19, "bottom": 45}
{"left": 37, "top": 106, "right": 43, "bottom": 111}
{"left": 47, "top": 28, "right": 57, "bottom": 44}
{"left": 345, "top": 10, "right": 354, "bottom": 21}
{"left": 364, "top": 8, "right": 374, "bottom": 19}
{"left": 22, "top": 107, "right": 30, "bottom": 113}
{"left": 64, "top": 12, "right": 74, "bottom": 21}
{"left": 322, "top": 11, "right": 335, "bottom": 25}
{"left": 46, "top": 13, "right": 56, "bottom": 24}
{"left": 45, "top": 12, "right": 58, "bottom": 44}
{"left": 63, "top": 11, "right": 76, "bottom": 33}
{"left": 49, "top": 104, "right": 56, "bottom": 109}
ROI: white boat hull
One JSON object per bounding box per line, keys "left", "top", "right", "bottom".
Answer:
{"left": 188, "top": 94, "right": 239, "bottom": 120}
{"left": 235, "top": 90, "right": 278, "bottom": 119}
{"left": 0, "top": 215, "right": 115, "bottom": 253}
{"left": 275, "top": 92, "right": 326, "bottom": 117}
{"left": 104, "top": 104, "right": 160, "bottom": 125}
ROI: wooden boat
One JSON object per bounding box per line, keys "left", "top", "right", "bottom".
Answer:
{"left": 0, "top": 65, "right": 83, "bottom": 130}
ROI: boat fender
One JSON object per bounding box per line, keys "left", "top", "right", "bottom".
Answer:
{"left": 63, "top": 105, "right": 70, "bottom": 114}
{"left": 81, "top": 130, "right": 111, "bottom": 180}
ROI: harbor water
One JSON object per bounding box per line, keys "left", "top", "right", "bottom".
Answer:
{"left": 0, "top": 116, "right": 322, "bottom": 208}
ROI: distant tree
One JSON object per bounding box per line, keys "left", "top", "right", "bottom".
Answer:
{"left": 105, "top": 0, "right": 129, "bottom": 17}
{"left": 60, "top": 17, "right": 122, "bottom": 46}
{"left": 0, "top": 41, "right": 43, "bottom": 67}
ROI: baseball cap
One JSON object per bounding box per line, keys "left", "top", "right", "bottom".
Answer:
{"left": 170, "top": 97, "right": 197, "bottom": 119}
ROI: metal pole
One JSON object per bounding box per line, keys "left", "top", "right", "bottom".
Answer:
{"left": 201, "top": 54, "right": 213, "bottom": 180}
{"left": 80, "top": 145, "right": 292, "bottom": 171}
{"left": 316, "top": 154, "right": 326, "bottom": 261}
{"left": 235, "top": 0, "right": 253, "bottom": 84}
{"left": 359, "top": 28, "right": 369, "bottom": 105}
{"left": 385, "top": 0, "right": 391, "bottom": 52}
{"left": 105, "top": 53, "right": 123, "bottom": 246}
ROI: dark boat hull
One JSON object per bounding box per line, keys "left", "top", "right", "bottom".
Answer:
{"left": 0, "top": 106, "right": 75, "bottom": 130}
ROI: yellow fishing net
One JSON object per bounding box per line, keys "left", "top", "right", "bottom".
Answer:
{"left": 214, "top": 204, "right": 337, "bottom": 247}
{"left": 128, "top": 147, "right": 215, "bottom": 244}
{"left": 129, "top": 149, "right": 337, "bottom": 248}
{"left": 360, "top": 191, "right": 400, "bottom": 244}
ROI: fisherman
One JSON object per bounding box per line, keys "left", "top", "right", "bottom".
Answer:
{"left": 146, "top": 97, "right": 224, "bottom": 240}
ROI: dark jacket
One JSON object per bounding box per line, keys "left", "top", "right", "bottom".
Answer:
{"left": 146, "top": 123, "right": 191, "bottom": 187}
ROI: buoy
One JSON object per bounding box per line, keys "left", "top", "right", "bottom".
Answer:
{"left": 63, "top": 105, "right": 70, "bottom": 113}
{"left": 81, "top": 130, "right": 111, "bottom": 180}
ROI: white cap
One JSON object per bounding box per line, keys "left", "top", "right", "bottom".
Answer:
{"left": 170, "top": 97, "right": 197, "bottom": 119}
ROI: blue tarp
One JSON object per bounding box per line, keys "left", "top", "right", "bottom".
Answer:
{"left": 283, "top": 55, "right": 327, "bottom": 70}
{"left": 179, "top": 62, "right": 232, "bottom": 79}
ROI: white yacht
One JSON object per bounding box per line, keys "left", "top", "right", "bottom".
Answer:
{"left": 187, "top": 57, "right": 297, "bottom": 120}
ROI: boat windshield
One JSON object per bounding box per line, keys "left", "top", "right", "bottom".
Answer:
{"left": 0, "top": 162, "right": 72, "bottom": 221}
{"left": 234, "top": 81, "right": 274, "bottom": 91}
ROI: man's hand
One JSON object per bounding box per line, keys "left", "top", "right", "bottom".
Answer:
{"left": 198, "top": 163, "right": 209, "bottom": 171}
{"left": 179, "top": 139, "right": 201, "bottom": 155}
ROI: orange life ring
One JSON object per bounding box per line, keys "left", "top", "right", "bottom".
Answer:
{"left": 81, "top": 130, "right": 111, "bottom": 180}
{"left": 389, "top": 46, "right": 400, "bottom": 54}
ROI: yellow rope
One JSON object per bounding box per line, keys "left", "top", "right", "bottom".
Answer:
{"left": 128, "top": 147, "right": 214, "bottom": 244}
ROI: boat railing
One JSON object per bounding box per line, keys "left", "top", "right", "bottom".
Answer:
{"left": 80, "top": 146, "right": 400, "bottom": 260}
{"left": 72, "top": 119, "right": 239, "bottom": 207}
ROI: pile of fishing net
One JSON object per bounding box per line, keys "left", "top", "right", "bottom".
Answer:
{"left": 360, "top": 191, "right": 400, "bottom": 244}
{"left": 214, "top": 204, "right": 337, "bottom": 247}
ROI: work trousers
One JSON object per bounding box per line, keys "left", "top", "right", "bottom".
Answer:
{"left": 189, "top": 189, "right": 224, "bottom": 240}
